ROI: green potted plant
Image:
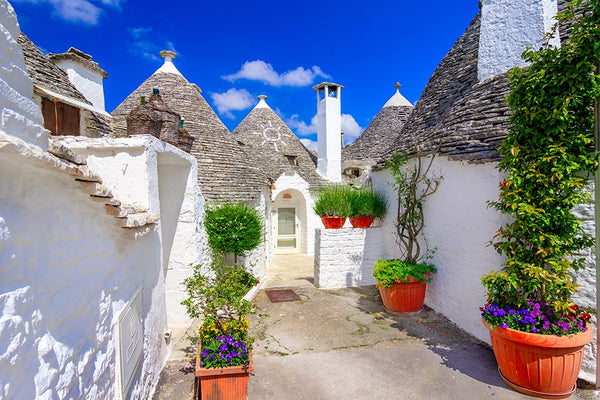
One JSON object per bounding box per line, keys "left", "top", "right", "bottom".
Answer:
{"left": 204, "top": 202, "right": 263, "bottom": 264}
{"left": 313, "top": 184, "right": 352, "bottom": 229}
{"left": 481, "top": 3, "right": 596, "bottom": 397}
{"left": 182, "top": 260, "right": 258, "bottom": 400}
{"left": 373, "top": 148, "right": 441, "bottom": 315}
{"left": 348, "top": 187, "right": 387, "bottom": 228}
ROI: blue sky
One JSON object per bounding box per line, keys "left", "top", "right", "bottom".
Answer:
{"left": 11, "top": 0, "right": 479, "bottom": 149}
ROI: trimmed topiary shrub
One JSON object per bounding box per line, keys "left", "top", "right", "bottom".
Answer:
{"left": 204, "top": 202, "right": 263, "bottom": 263}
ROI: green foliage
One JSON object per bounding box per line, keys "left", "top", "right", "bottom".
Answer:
{"left": 373, "top": 259, "right": 437, "bottom": 288}
{"left": 204, "top": 202, "right": 263, "bottom": 260}
{"left": 313, "top": 184, "right": 352, "bottom": 216}
{"left": 181, "top": 260, "right": 257, "bottom": 323}
{"left": 482, "top": 0, "right": 600, "bottom": 315}
{"left": 386, "top": 148, "right": 441, "bottom": 264}
{"left": 348, "top": 187, "right": 388, "bottom": 218}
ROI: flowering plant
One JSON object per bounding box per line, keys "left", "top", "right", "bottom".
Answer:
{"left": 199, "top": 335, "right": 249, "bottom": 369}
{"left": 481, "top": 301, "right": 590, "bottom": 336}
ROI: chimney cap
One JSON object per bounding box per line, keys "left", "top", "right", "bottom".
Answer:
{"left": 312, "top": 82, "right": 344, "bottom": 91}
{"left": 258, "top": 94, "right": 267, "bottom": 101}
{"left": 159, "top": 50, "right": 177, "bottom": 60}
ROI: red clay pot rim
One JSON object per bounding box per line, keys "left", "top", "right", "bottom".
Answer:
{"left": 482, "top": 319, "right": 593, "bottom": 348}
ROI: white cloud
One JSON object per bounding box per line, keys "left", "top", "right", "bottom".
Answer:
{"left": 223, "top": 60, "right": 331, "bottom": 87}
{"left": 341, "top": 114, "right": 363, "bottom": 141}
{"left": 210, "top": 88, "right": 255, "bottom": 119}
{"left": 285, "top": 114, "right": 317, "bottom": 136}
{"left": 127, "top": 27, "right": 178, "bottom": 61}
{"left": 285, "top": 113, "right": 363, "bottom": 142}
{"left": 13, "top": 0, "right": 123, "bottom": 25}
{"left": 299, "top": 139, "right": 318, "bottom": 154}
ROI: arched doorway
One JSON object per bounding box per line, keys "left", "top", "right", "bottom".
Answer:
{"left": 273, "top": 189, "right": 307, "bottom": 254}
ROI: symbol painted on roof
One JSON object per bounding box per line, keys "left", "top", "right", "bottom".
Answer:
{"left": 252, "top": 120, "right": 290, "bottom": 152}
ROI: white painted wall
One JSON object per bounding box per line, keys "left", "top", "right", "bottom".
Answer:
{"left": 272, "top": 173, "right": 320, "bottom": 256}
{"left": 0, "top": 156, "right": 167, "bottom": 399}
{"left": 314, "top": 227, "right": 385, "bottom": 288}
{"left": 372, "top": 156, "right": 597, "bottom": 382}
{"left": 53, "top": 59, "right": 106, "bottom": 111}
{"left": 478, "top": 0, "right": 560, "bottom": 81}
{"left": 61, "top": 136, "right": 206, "bottom": 329}
{"left": 0, "top": 0, "right": 48, "bottom": 150}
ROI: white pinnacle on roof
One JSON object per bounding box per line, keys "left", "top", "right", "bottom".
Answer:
{"left": 153, "top": 50, "right": 183, "bottom": 76}
{"left": 254, "top": 94, "right": 271, "bottom": 110}
{"left": 383, "top": 82, "right": 413, "bottom": 108}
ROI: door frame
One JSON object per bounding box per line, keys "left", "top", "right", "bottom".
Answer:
{"left": 275, "top": 206, "right": 299, "bottom": 254}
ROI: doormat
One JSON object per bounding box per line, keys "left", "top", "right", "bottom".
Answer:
{"left": 265, "top": 289, "right": 301, "bottom": 303}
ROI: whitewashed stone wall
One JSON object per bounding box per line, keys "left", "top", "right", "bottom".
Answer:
{"left": 272, "top": 173, "right": 320, "bottom": 256}
{"left": 0, "top": 155, "right": 168, "bottom": 399}
{"left": 0, "top": 0, "right": 47, "bottom": 150}
{"left": 52, "top": 58, "right": 105, "bottom": 110}
{"left": 314, "top": 227, "right": 385, "bottom": 288}
{"left": 236, "top": 190, "right": 270, "bottom": 279}
{"left": 572, "top": 183, "right": 596, "bottom": 382}
{"left": 478, "top": 0, "right": 560, "bottom": 81}
{"left": 372, "top": 156, "right": 598, "bottom": 382}
{"left": 61, "top": 135, "right": 206, "bottom": 329}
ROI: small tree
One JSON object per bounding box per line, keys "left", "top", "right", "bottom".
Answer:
{"left": 204, "top": 202, "right": 263, "bottom": 264}
{"left": 386, "top": 146, "right": 441, "bottom": 264}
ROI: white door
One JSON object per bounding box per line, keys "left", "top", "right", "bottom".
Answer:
{"left": 276, "top": 207, "right": 298, "bottom": 253}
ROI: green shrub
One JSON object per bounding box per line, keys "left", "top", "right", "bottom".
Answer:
{"left": 181, "top": 261, "right": 257, "bottom": 322}
{"left": 373, "top": 259, "right": 437, "bottom": 288}
{"left": 313, "top": 184, "right": 352, "bottom": 216}
{"left": 348, "top": 187, "right": 387, "bottom": 218}
{"left": 204, "top": 202, "right": 263, "bottom": 262}
{"left": 482, "top": 0, "right": 599, "bottom": 317}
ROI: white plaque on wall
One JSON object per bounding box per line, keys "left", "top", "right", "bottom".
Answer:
{"left": 118, "top": 289, "right": 143, "bottom": 399}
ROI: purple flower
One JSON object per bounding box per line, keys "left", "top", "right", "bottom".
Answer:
{"left": 530, "top": 328, "right": 538, "bottom": 333}
{"left": 202, "top": 348, "right": 210, "bottom": 358}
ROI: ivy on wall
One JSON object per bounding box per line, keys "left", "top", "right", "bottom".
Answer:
{"left": 482, "top": 0, "right": 600, "bottom": 312}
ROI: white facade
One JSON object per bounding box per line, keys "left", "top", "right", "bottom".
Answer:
{"left": 478, "top": 0, "right": 560, "bottom": 81}
{"left": 61, "top": 135, "right": 207, "bottom": 329}
{"left": 0, "top": 153, "right": 168, "bottom": 399}
{"left": 271, "top": 172, "right": 320, "bottom": 256}
{"left": 314, "top": 227, "right": 385, "bottom": 289}
{"left": 0, "top": 0, "right": 48, "bottom": 150}
{"left": 370, "top": 156, "right": 597, "bottom": 382}
{"left": 314, "top": 83, "right": 342, "bottom": 182}
{"left": 53, "top": 58, "right": 106, "bottom": 111}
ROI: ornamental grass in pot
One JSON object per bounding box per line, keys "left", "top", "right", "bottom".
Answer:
{"left": 182, "top": 260, "right": 258, "bottom": 400}
{"left": 348, "top": 187, "right": 387, "bottom": 228}
{"left": 373, "top": 147, "right": 441, "bottom": 315}
{"left": 481, "top": 3, "right": 597, "bottom": 397}
{"left": 313, "top": 184, "right": 352, "bottom": 229}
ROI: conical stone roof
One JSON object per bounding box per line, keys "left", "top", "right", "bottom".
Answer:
{"left": 342, "top": 84, "right": 413, "bottom": 163}
{"left": 111, "top": 54, "right": 266, "bottom": 202}
{"left": 232, "top": 96, "right": 325, "bottom": 189}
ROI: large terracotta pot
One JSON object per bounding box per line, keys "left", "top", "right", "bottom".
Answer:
{"left": 320, "top": 216, "right": 346, "bottom": 229}
{"left": 350, "top": 216, "right": 374, "bottom": 228}
{"left": 378, "top": 274, "right": 429, "bottom": 316}
{"left": 196, "top": 343, "right": 254, "bottom": 400}
{"left": 484, "top": 320, "right": 593, "bottom": 399}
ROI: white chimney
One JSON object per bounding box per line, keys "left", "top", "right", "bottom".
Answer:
{"left": 478, "top": 0, "right": 560, "bottom": 81}
{"left": 49, "top": 48, "right": 108, "bottom": 111}
{"left": 313, "top": 82, "right": 343, "bottom": 182}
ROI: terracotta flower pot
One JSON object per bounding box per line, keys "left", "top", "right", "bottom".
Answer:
{"left": 483, "top": 320, "right": 593, "bottom": 399}
{"left": 195, "top": 342, "right": 254, "bottom": 400}
{"left": 378, "top": 274, "right": 429, "bottom": 316}
{"left": 350, "top": 216, "right": 374, "bottom": 228}
{"left": 320, "top": 216, "right": 346, "bottom": 229}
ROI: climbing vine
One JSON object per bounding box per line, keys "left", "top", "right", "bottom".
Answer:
{"left": 482, "top": 0, "right": 600, "bottom": 313}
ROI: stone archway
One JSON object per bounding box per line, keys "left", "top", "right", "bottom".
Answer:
{"left": 273, "top": 189, "right": 308, "bottom": 254}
